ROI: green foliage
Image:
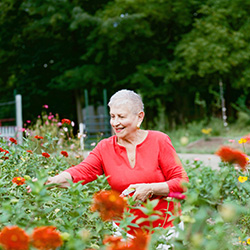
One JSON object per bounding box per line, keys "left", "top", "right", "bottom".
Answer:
{"left": 1, "top": 119, "right": 250, "bottom": 249}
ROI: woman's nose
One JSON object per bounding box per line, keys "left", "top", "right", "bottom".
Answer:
{"left": 112, "top": 117, "right": 120, "bottom": 126}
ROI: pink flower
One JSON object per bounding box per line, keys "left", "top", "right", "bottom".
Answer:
{"left": 194, "top": 158, "right": 200, "bottom": 161}
{"left": 43, "top": 104, "right": 49, "bottom": 109}
{"left": 168, "top": 192, "right": 186, "bottom": 200}
{"left": 228, "top": 139, "right": 235, "bottom": 143}
{"left": 26, "top": 120, "right": 31, "bottom": 123}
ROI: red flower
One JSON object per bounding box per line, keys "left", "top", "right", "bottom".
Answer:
{"left": 9, "top": 137, "right": 17, "bottom": 145}
{"left": 60, "top": 151, "right": 68, "bottom": 157}
{"left": 91, "top": 190, "right": 127, "bottom": 221}
{"left": 0, "top": 226, "right": 29, "bottom": 250}
{"left": 12, "top": 177, "right": 26, "bottom": 186}
{"left": 42, "top": 152, "right": 50, "bottom": 158}
{"left": 61, "top": 119, "right": 71, "bottom": 125}
{"left": 0, "top": 148, "right": 9, "bottom": 160}
{"left": 168, "top": 192, "right": 186, "bottom": 200}
{"left": 26, "top": 150, "right": 33, "bottom": 154}
{"left": 243, "top": 134, "right": 250, "bottom": 142}
{"left": 31, "top": 226, "right": 63, "bottom": 250}
{"left": 216, "top": 146, "right": 248, "bottom": 170}
{"left": 34, "top": 135, "right": 44, "bottom": 140}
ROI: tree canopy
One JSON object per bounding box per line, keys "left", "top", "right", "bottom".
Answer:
{"left": 1, "top": 0, "right": 250, "bottom": 129}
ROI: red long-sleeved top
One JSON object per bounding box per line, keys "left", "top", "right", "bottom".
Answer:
{"left": 65, "top": 130, "right": 188, "bottom": 234}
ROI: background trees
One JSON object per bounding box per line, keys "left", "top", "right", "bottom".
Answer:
{"left": 1, "top": 0, "right": 250, "bottom": 130}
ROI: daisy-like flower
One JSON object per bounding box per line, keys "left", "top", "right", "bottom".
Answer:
{"left": 168, "top": 192, "right": 186, "bottom": 200}
{"left": 0, "top": 148, "right": 9, "bottom": 160}
{"left": 0, "top": 226, "right": 29, "bottom": 250}
{"left": 60, "top": 151, "right": 68, "bottom": 157}
{"left": 238, "top": 138, "right": 247, "bottom": 144}
{"left": 9, "top": 137, "right": 17, "bottom": 145}
{"left": 238, "top": 176, "right": 248, "bottom": 183}
{"left": 31, "top": 226, "right": 63, "bottom": 250}
{"left": 103, "top": 231, "right": 149, "bottom": 250}
{"left": 12, "top": 177, "right": 26, "bottom": 186}
{"left": 42, "top": 152, "right": 50, "bottom": 158}
{"left": 91, "top": 190, "right": 127, "bottom": 221}
{"left": 247, "top": 238, "right": 250, "bottom": 245}
{"left": 61, "top": 119, "right": 71, "bottom": 125}
{"left": 215, "top": 146, "right": 248, "bottom": 170}
{"left": 34, "top": 135, "right": 44, "bottom": 140}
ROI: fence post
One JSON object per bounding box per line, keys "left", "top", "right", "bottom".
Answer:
{"left": 15, "top": 94, "right": 23, "bottom": 144}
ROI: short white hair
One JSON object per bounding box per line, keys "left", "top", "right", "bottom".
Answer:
{"left": 108, "top": 89, "right": 144, "bottom": 114}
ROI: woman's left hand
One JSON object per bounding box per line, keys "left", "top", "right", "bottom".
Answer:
{"left": 126, "top": 183, "right": 153, "bottom": 203}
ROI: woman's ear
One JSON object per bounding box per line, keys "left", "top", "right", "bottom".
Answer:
{"left": 138, "top": 111, "right": 145, "bottom": 122}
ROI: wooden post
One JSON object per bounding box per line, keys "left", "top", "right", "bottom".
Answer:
{"left": 15, "top": 94, "right": 23, "bottom": 144}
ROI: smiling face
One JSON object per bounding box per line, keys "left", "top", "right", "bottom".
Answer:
{"left": 109, "top": 104, "right": 144, "bottom": 141}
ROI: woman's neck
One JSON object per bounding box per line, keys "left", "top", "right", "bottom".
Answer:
{"left": 117, "top": 129, "right": 148, "bottom": 147}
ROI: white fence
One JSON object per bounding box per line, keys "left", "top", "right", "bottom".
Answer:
{"left": 0, "top": 94, "right": 23, "bottom": 144}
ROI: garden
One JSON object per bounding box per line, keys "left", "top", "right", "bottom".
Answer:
{"left": 0, "top": 107, "right": 250, "bottom": 250}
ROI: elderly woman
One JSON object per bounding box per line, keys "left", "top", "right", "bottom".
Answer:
{"left": 46, "top": 89, "right": 188, "bottom": 236}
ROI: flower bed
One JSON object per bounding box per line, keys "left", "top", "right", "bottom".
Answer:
{"left": 0, "top": 109, "right": 250, "bottom": 249}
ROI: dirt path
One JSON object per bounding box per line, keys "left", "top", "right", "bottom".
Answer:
{"left": 178, "top": 153, "right": 221, "bottom": 170}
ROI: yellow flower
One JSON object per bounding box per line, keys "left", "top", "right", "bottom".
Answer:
{"left": 247, "top": 238, "right": 250, "bottom": 245}
{"left": 238, "top": 176, "right": 248, "bottom": 183}
{"left": 238, "top": 138, "right": 247, "bottom": 144}
{"left": 201, "top": 128, "right": 212, "bottom": 135}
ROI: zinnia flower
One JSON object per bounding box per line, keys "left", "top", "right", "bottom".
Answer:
{"left": 0, "top": 226, "right": 29, "bottom": 250}
{"left": 168, "top": 192, "right": 186, "bottom": 200}
{"left": 12, "top": 177, "right": 25, "bottom": 186}
{"left": 247, "top": 238, "right": 250, "bottom": 245}
{"left": 31, "top": 226, "right": 63, "bottom": 250}
{"left": 103, "top": 231, "right": 149, "bottom": 250}
{"left": 129, "top": 231, "right": 150, "bottom": 250}
{"left": 91, "top": 190, "right": 127, "bottom": 221}
{"left": 238, "top": 176, "right": 248, "bottom": 183}
{"left": 61, "top": 119, "right": 71, "bottom": 125}
{"left": 215, "top": 146, "right": 248, "bottom": 170}
{"left": 9, "top": 137, "right": 17, "bottom": 145}
{"left": 238, "top": 138, "right": 247, "bottom": 144}
{"left": 0, "top": 148, "right": 9, "bottom": 160}
{"left": 26, "top": 150, "right": 33, "bottom": 154}
{"left": 34, "top": 135, "right": 44, "bottom": 140}
{"left": 43, "top": 104, "right": 49, "bottom": 109}
{"left": 42, "top": 152, "right": 50, "bottom": 158}
{"left": 60, "top": 151, "right": 68, "bottom": 157}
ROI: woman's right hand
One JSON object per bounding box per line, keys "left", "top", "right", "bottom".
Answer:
{"left": 45, "top": 172, "right": 73, "bottom": 188}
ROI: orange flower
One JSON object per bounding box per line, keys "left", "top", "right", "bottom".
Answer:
{"left": 215, "top": 146, "right": 248, "bottom": 170}
{"left": 26, "top": 150, "right": 33, "bottom": 154}
{"left": 9, "top": 137, "right": 17, "bottom": 145}
{"left": 103, "top": 235, "right": 129, "bottom": 250}
{"left": 12, "top": 177, "right": 25, "bottom": 186}
{"left": 42, "top": 152, "right": 50, "bottom": 158}
{"left": 61, "top": 119, "right": 71, "bottom": 125}
{"left": 34, "top": 135, "right": 44, "bottom": 140}
{"left": 103, "top": 232, "right": 149, "bottom": 250}
{"left": 91, "top": 190, "right": 127, "bottom": 221}
{"left": 31, "top": 226, "right": 63, "bottom": 250}
{"left": 0, "top": 226, "right": 29, "bottom": 250}
{"left": 129, "top": 231, "right": 150, "bottom": 250}
{"left": 60, "top": 151, "right": 68, "bottom": 157}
